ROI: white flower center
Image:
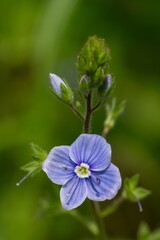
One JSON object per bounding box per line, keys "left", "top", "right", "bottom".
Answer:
{"left": 74, "top": 163, "right": 91, "bottom": 178}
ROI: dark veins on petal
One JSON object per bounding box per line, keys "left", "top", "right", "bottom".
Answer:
{"left": 63, "top": 177, "right": 80, "bottom": 206}
{"left": 88, "top": 177, "right": 100, "bottom": 197}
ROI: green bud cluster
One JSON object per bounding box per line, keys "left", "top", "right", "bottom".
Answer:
{"left": 77, "top": 36, "right": 111, "bottom": 92}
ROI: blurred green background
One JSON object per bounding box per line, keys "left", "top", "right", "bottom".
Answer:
{"left": 0, "top": 0, "right": 160, "bottom": 239}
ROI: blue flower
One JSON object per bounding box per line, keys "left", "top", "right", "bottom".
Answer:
{"left": 42, "top": 134, "right": 121, "bottom": 210}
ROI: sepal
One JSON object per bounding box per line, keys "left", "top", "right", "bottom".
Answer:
{"left": 16, "top": 144, "right": 47, "bottom": 186}
{"left": 122, "top": 174, "right": 151, "bottom": 211}
{"left": 98, "top": 74, "right": 115, "bottom": 102}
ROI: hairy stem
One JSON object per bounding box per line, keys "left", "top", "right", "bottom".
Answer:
{"left": 91, "top": 202, "right": 107, "bottom": 240}
{"left": 84, "top": 92, "right": 92, "bottom": 133}
{"left": 83, "top": 91, "right": 107, "bottom": 240}
{"left": 91, "top": 101, "right": 101, "bottom": 113}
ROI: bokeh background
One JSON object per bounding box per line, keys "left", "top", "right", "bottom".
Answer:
{"left": 0, "top": 0, "right": 160, "bottom": 239}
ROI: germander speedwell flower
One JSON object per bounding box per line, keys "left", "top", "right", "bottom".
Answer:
{"left": 42, "top": 134, "right": 121, "bottom": 210}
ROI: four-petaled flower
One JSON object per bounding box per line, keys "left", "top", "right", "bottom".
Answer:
{"left": 42, "top": 134, "right": 122, "bottom": 210}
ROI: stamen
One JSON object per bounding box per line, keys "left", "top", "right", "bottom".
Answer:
{"left": 74, "top": 163, "right": 91, "bottom": 178}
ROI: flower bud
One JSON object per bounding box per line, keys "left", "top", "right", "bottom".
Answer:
{"left": 104, "top": 74, "right": 112, "bottom": 89}
{"left": 77, "top": 36, "right": 111, "bottom": 91}
{"left": 49, "top": 73, "right": 73, "bottom": 104}
{"left": 50, "top": 73, "right": 66, "bottom": 96}
{"left": 98, "top": 74, "right": 114, "bottom": 102}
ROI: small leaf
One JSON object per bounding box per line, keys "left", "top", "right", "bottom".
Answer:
{"left": 137, "top": 222, "right": 150, "bottom": 239}
{"left": 20, "top": 160, "right": 40, "bottom": 173}
{"left": 151, "top": 229, "right": 160, "bottom": 240}
{"left": 103, "top": 98, "right": 126, "bottom": 135}
{"left": 137, "top": 222, "right": 160, "bottom": 240}
{"left": 129, "top": 174, "right": 140, "bottom": 190}
{"left": 17, "top": 144, "right": 47, "bottom": 186}
{"left": 30, "top": 143, "right": 47, "bottom": 162}
{"left": 133, "top": 187, "right": 151, "bottom": 200}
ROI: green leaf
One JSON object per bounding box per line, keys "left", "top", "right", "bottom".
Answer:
{"left": 30, "top": 143, "right": 47, "bottom": 162}
{"left": 103, "top": 98, "right": 126, "bottom": 134}
{"left": 20, "top": 161, "right": 41, "bottom": 176}
{"left": 137, "top": 222, "right": 160, "bottom": 240}
{"left": 133, "top": 187, "right": 151, "bottom": 200}
{"left": 17, "top": 143, "right": 47, "bottom": 186}
{"left": 129, "top": 174, "right": 140, "bottom": 189}
{"left": 122, "top": 175, "right": 151, "bottom": 212}
{"left": 113, "top": 99, "right": 126, "bottom": 119}
{"left": 137, "top": 222, "right": 150, "bottom": 240}
{"left": 151, "top": 229, "right": 160, "bottom": 240}
{"left": 123, "top": 174, "right": 141, "bottom": 201}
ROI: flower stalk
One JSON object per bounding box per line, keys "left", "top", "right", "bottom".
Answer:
{"left": 84, "top": 91, "right": 92, "bottom": 133}
{"left": 83, "top": 90, "right": 107, "bottom": 240}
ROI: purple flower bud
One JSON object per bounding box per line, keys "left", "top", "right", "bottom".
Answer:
{"left": 104, "top": 74, "right": 112, "bottom": 89}
{"left": 50, "top": 73, "right": 67, "bottom": 96}
{"left": 79, "top": 74, "right": 88, "bottom": 85}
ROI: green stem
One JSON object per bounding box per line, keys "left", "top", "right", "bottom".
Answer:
{"left": 91, "top": 202, "right": 107, "bottom": 240}
{"left": 83, "top": 91, "right": 107, "bottom": 240}
{"left": 100, "top": 196, "right": 124, "bottom": 218}
{"left": 71, "top": 104, "right": 84, "bottom": 121}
